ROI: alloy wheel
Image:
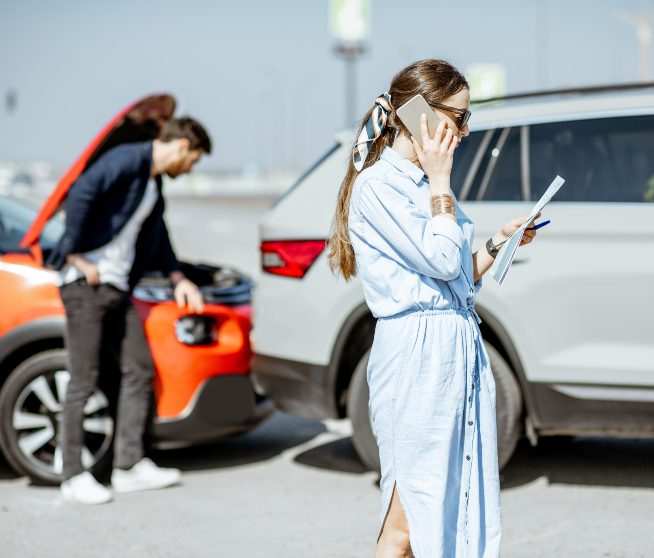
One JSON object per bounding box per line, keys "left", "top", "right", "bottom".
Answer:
{"left": 12, "top": 369, "right": 114, "bottom": 477}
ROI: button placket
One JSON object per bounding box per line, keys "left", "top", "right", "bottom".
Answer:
{"left": 461, "top": 334, "right": 478, "bottom": 556}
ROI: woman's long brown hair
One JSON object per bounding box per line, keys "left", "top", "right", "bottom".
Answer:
{"left": 327, "top": 59, "right": 469, "bottom": 281}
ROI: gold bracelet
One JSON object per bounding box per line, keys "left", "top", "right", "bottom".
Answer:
{"left": 430, "top": 194, "right": 455, "bottom": 216}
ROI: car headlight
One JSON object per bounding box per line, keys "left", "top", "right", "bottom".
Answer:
{"left": 174, "top": 315, "right": 216, "bottom": 346}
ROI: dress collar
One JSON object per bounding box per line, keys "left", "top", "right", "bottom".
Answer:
{"left": 380, "top": 147, "right": 426, "bottom": 186}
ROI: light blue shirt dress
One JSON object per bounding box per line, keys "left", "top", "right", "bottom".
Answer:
{"left": 348, "top": 147, "right": 502, "bottom": 558}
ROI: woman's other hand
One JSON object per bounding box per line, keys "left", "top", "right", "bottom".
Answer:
{"left": 495, "top": 212, "right": 542, "bottom": 247}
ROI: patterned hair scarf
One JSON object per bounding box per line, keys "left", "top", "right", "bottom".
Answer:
{"left": 352, "top": 92, "right": 393, "bottom": 171}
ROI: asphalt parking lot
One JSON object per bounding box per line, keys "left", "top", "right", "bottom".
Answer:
{"left": 1, "top": 196, "right": 653, "bottom": 557}
{"left": 1, "top": 410, "right": 653, "bottom": 558}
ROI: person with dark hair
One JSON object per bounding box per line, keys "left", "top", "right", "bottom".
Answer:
{"left": 159, "top": 116, "right": 212, "bottom": 154}
{"left": 329, "top": 60, "right": 541, "bottom": 557}
{"left": 49, "top": 117, "right": 212, "bottom": 505}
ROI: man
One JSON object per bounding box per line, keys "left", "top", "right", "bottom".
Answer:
{"left": 48, "top": 117, "right": 211, "bottom": 504}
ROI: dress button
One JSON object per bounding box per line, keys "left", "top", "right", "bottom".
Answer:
{"left": 468, "top": 421, "right": 473, "bottom": 426}
{"left": 466, "top": 455, "right": 471, "bottom": 461}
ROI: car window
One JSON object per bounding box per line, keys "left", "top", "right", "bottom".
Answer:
{"left": 529, "top": 116, "right": 654, "bottom": 203}
{"left": 462, "top": 128, "right": 522, "bottom": 202}
{"left": 0, "top": 196, "right": 63, "bottom": 254}
{"left": 472, "top": 127, "right": 522, "bottom": 201}
{"left": 451, "top": 130, "right": 483, "bottom": 198}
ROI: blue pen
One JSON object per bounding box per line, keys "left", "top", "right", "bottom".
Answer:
{"left": 528, "top": 219, "right": 550, "bottom": 231}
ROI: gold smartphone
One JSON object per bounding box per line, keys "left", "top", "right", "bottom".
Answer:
{"left": 396, "top": 94, "right": 443, "bottom": 148}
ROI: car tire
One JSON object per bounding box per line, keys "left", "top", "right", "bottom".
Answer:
{"left": 348, "top": 342, "right": 522, "bottom": 473}
{"left": 347, "top": 349, "right": 380, "bottom": 472}
{"left": 486, "top": 342, "right": 522, "bottom": 469}
{"left": 0, "top": 350, "right": 115, "bottom": 485}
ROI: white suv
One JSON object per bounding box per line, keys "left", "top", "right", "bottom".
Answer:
{"left": 252, "top": 84, "right": 654, "bottom": 470}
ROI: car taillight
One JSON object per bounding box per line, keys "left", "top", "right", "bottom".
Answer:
{"left": 260, "top": 240, "right": 327, "bottom": 278}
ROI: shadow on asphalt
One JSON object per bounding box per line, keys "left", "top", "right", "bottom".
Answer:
{"left": 0, "top": 454, "right": 19, "bottom": 481}
{"left": 286, "top": 430, "right": 654, "bottom": 490}
{"left": 500, "top": 436, "right": 654, "bottom": 489}
{"left": 151, "top": 411, "right": 326, "bottom": 472}
{"left": 0, "top": 412, "right": 326, "bottom": 484}
{"left": 293, "top": 436, "right": 368, "bottom": 474}
{"left": 2, "top": 411, "right": 653, "bottom": 490}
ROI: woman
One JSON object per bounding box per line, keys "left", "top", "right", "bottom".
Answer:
{"left": 327, "top": 60, "right": 539, "bottom": 558}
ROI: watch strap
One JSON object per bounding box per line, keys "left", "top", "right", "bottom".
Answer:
{"left": 486, "top": 237, "right": 501, "bottom": 258}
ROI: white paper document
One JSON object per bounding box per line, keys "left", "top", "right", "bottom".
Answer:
{"left": 490, "top": 175, "right": 565, "bottom": 286}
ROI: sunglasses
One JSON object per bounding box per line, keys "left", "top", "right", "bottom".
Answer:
{"left": 428, "top": 101, "right": 471, "bottom": 130}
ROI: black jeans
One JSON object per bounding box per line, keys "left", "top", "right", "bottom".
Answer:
{"left": 59, "top": 281, "right": 155, "bottom": 479}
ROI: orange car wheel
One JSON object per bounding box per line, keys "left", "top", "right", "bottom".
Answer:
{"left": 0, "top": 350, "right": 115, "bottom": 485}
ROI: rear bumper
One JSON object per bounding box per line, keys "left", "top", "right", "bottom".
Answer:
{"left": 150, "top": 374, "right": 274, "bottom": 447}
{"left": 251, "top": 353, "right": 338, "bottom": 420}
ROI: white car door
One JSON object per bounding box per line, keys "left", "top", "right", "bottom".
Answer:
{"left": 464, "top": 116, "right": 654, "bottom": 402}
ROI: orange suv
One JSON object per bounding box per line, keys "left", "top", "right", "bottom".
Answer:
{"left": 0, "top": 95, "right": 270, "bottom": 484}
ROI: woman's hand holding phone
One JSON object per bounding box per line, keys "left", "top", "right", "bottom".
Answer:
{"left": 410, "top": 114, "right": 458, "bottom": 196}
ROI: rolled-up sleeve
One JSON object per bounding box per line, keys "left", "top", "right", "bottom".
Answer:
{"left": 355, "top": 178, "right": 464, "bottom": 281}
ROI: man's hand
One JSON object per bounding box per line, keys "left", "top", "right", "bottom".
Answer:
{"left": 68, "top": 254, "right": 100, "bottom": 285}
{"left": 171, "top": 274, "right": 204, "bottom": 313}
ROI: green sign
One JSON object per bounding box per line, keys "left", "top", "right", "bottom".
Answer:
{"left": 466, "top": 64, "right": 507, "bottom": 101}
{"left": 330, "top": 0, "right": 370, "bottom": 42}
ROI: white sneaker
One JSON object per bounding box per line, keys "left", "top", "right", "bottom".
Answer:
{"left": 112, "top": 458, "right": 181, "bottom": 493}
{"left": 60, "top": 472, "right": 113, "bottom": 505}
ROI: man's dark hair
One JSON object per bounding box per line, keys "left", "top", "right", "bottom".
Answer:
{"left": 159, "top": 116, "right": 212, "bottom": 154}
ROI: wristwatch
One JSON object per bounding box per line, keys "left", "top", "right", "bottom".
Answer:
{"left": 486, "top": 237, "right": 502, "bottom": 258}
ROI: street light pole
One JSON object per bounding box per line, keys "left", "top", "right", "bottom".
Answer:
{"left": 336, "top": 42, "right": 365, "bottom": 128}
{"left": 330, "top": 0, "right": 371, "bottom": 129}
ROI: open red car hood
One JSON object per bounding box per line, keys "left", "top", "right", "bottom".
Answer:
{"left": 20, "top": 94, "right": 176, "bottom": 250}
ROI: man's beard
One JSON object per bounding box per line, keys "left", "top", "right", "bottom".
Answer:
{"left": 166, "top": 164, "right": 183, "bottom": 178}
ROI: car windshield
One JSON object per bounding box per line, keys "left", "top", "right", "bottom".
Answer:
{"left": 0, "top": 195, "right": 64, "bottom": 254}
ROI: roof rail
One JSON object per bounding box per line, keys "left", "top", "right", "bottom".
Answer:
{"left": 472, "top": 81, "right": 654, "bottom": 105}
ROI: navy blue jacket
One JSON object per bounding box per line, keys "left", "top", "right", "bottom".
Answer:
{"left": 47, "top": 141, "right": 181, "bottom": 289}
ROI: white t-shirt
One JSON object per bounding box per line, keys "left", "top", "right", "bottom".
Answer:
{"left": 62, "top": 178, "right": 159, "bottom": 291}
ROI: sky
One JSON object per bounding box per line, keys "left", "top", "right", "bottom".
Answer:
{"left": 0, "top": 0, "right": 648, "bottom": 172}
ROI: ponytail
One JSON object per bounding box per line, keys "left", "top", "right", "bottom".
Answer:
{"left": 327, "top": 98, "right": 396, "bottom": 281}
